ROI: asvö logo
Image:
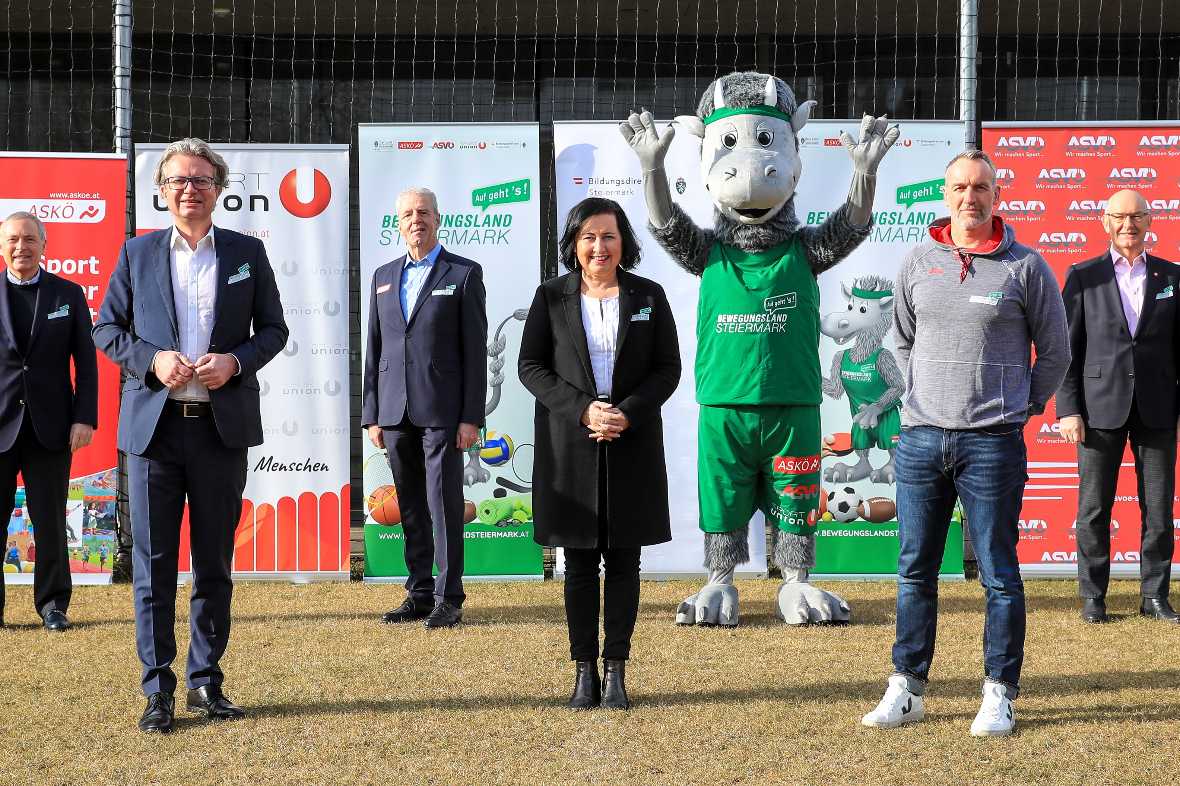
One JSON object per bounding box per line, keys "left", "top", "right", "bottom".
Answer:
{"left": 1036, "top": 167, "right": 1086, "bottom": 186}
{"left": 995, "top": 168, "right": 1016, "bottom": 187}
{"left": 1065, "top": 134, "right": 1116, "bottom": 153}
{"left": 995, "top": 135, "right": 1045, "bottom": 150}
{"left": 1065, "top": 199, "right": 1107, "bottom": 220}
{"left": 1147, "top": 198, "right": 1180, "bottom": 218}
{"left": 278, "top": 167, "right": 332, "bottom": 218}
{"left": 997, "top": 200, "right": 1046, "bottom": 219}
{"left": 1108, "top": 166, "right": 1157, "bottom": 185}
{"left": 1038, "top": 231, "right": 1088, "bottom": 252}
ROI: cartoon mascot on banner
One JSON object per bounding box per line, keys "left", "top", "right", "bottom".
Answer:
{"left": 620, "top": 72, "right": 899, "bottom": 625}
{"left": 820, "top": 274, "right": 904, "bottom": 485}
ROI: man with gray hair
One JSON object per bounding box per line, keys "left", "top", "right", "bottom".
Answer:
{"left": 362, "top": 186, "right": 487, "bottom": 629}
{"left": 861, "top": 149, "right": 1070, "bottom": 736}
{"left": 0, "top": 211, "right": 98, "bottom": 631}
{"left": 94, "top": 138, "right": 288, "bottom": 733}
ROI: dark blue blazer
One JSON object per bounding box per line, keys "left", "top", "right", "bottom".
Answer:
{"left": 0, "top": 270, "right": 98, "bottom": 452}
{"left": 93, "top": 227, "right": 289, "bottom": 454}
{"left": 1058, "top": 252, "right": 1180, "bottom": 430}
{"left": 362, "top": 247, "right": 487, "bottom": 429}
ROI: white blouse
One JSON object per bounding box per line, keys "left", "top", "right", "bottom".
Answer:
{"left": 579, "top": 293, "right": 619, "bottom": 397}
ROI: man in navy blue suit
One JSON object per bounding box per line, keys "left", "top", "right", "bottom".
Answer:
{"left": 362, "top": 187, "right": 487, "bottom": 629}
{"left": 0, "top": 212, "right": 97, "bottom": 631}
{"left": 94, "top": 138, "right": 288, "bottom": 733}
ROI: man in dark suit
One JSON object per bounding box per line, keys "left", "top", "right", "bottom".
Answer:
{"left": 0, "top": 211, "right": 98, "bottom": 631}
{"left": 1058, "top": 189, "right": 1180, "bottom": 624}
{"left": 362, "top": 187, "right": 487, "bottom": 629}
{"left": 93, "top": 138, "right": 288, "bottom": 732}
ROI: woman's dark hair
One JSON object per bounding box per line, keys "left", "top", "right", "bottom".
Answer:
{"left": 558, "top": 197, "right": 642, "bottom": 273}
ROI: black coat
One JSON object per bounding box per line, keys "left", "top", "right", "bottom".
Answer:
{"left": 518, "top": 270, "right": 681, "bottom": 549}
{"left": 1057, "top": 252, "right": 1180, "bottom": 430}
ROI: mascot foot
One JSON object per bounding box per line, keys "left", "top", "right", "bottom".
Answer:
{"left": 824, "top": 460, "right": 870, "bottom": 483}
{"left": 776, "top": 581, "right": 850, "bottom": 626}
{"left": 676, "top": 583, "right": 740, "bottom": 627}
{"left": 869, "top": 462, "right": 896, "bottom": 485}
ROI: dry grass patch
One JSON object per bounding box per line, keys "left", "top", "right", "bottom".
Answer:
{"left": 1, "top": 579, "right": 1178, "bottom": 785}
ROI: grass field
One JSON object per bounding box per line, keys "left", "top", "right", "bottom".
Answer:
{"left": 1, "top": 578, "right": 1178, "bottom": 785}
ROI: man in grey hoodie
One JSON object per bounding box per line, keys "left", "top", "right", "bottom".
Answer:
{"left": 861, "top": 149, "right": 1070, "bottom": 737}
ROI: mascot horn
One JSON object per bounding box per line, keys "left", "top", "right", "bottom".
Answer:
{"left": 620, "top": 72, "right": 899, "bottom": 626}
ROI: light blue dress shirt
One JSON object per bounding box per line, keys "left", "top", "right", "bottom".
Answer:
{"left": 400, "top": 244, "right": 444, "bottom": 320}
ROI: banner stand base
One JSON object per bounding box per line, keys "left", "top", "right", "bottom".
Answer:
{"left": 4, "top": 574, "right": 113, "bottom": 586}
{"left": 176, "top": 572, "right": 349, "bottom": 584}
{"left": 810, "top": 572, "right": 965, "bottom": 582}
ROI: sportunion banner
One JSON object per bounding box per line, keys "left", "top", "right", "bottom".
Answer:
{"left": 554, "top": 120, "right": 966, "bottom": 578}
{"left": 358, "top": 123, "right": 543, "bottom": 581}
{"left": 984, "top": 122, "right": 1180, "bottom": 577}
{"left": 134, "top": 144, "right": 350, "bottom": 580}
{"left": 0, "top": 152, "right": 125, "bottom": 587}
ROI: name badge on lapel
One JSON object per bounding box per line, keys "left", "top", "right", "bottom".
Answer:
{"left": 630, "top": 306, "right": 652, "bottom": 322}
{"left": 432, "top": 283, "right": 457, "bottom": 296}
{"left": 1157, "top": 284, "right": 1174, "bottom": 300}
{"left": 47, "top": 304, "right": 70, "bottom": 320}
{"left": 227, "top": 263, "right": 251, "bottom": 285}
{"left": 376, "top": 283, "right": 392, "bottom": 294}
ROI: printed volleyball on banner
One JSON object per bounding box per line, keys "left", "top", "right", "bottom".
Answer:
{"left": 358, "top": 124, "right": 543, "bottom": 580}
{"left": 134, "top": 144, "right": 350, "bottom": 579}
{"left": 554, "top": 120, "right": 966, "bottom": 578}
{"left": 0, "top": 152, "right": 126, "bottom": 586}
{"left": 985, "top": 123, "right": 1180, "bottom": 577}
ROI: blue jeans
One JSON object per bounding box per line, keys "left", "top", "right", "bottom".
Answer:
{"left": 891, "top": 425, "right": 1028, "bottom": 697}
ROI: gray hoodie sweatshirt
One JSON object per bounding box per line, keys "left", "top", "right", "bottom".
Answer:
{"left": 893, "top": 217, "right": 1070, "bottom": 429}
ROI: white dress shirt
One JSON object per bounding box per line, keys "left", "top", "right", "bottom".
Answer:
{"left": 580, "top": 293, "right": 619, "bottom": 397}
{"left": 169, "top": 226, "right": 219, "bottom": 401}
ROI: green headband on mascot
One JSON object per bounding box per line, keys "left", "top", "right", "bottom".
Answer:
{"left": 851, "top": 287, "right": 894, "bottom": 300}
{"left": 703, "top": 105, "right": 793, "bottom": 125}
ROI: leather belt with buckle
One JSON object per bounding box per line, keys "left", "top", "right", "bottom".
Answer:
{"left": 166, "top": 400, "right": 213, "bottom": 418}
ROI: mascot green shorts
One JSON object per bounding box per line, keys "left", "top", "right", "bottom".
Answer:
{"left": 697, "top": 404, "right": 821, "bottom": 536}
{"left": 851, "top": 404, "right": 902, "bottom": 451}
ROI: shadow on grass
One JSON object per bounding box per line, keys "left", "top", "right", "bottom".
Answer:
{"left": 236, "top": 668, "right": 1180, "bottom": 719}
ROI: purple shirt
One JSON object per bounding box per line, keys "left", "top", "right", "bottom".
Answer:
{"left": 1110, "top": 246, "right": 1147, "bottom": 335}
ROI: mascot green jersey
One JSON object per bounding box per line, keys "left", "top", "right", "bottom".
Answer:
{"left": 620, "top": 71, "right": 899, "bottom": 626}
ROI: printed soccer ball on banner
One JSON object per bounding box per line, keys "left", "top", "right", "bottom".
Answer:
{"left": 479, "top": 431, "right": 514, "bottom": 467}
{"left": 826, "top": 486, "right": 862, "bottom": 523}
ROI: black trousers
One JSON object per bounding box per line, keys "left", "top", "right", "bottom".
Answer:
{"left": 383, "top": 421, "right": 465, "bottom": 607}
{"left": 1075, "top": 400, "right": 1177, "bottom": 600}
{"left": 563, "top": 448, "right": 642, "bottom": 661}
{"left": 0, "top": 415, "right": 72, "bottom": 618}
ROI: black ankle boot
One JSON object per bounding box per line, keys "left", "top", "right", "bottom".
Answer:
{"left": 568, "top": 660, "right": 601, "bottom": 710}
{"left": 601, "top": 658, "right": 630, "bottom": 710}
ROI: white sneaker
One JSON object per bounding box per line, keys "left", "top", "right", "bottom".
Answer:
{"left": 861, "top": 675, "right": 925, "bottom": 728}
{"left": 970, "top": 681, "right": 1015, "bottom": 737}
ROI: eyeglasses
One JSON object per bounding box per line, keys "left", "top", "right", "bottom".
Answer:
{"left": 1104, "top": 212, "right": 1149, "bottom": 223}
{"left": 161, "top": 176, "right": 219, "bottom": 191}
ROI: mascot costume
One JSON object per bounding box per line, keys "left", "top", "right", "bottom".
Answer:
{"left": 619, "top": 71, "right": 899, "bottom": 626}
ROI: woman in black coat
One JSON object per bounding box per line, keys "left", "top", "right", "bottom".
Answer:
{"left": 518, "top": 197, "right": 681, "bottom": 711}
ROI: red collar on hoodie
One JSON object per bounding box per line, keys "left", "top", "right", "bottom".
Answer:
{"left": 930, "top": 217, "right": 1006, "bottom": 282}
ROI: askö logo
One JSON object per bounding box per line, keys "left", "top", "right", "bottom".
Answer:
{"left": 398, "top": 141, "right": 424, "bottom": 150}
{"left": 278, "top": 167, "right": 332, "bottom": 218}
{"left": 1036, "top": 167, "right": 1086, "bottom": 186}
{"left": 997, "top": 199, "right": 1046, "bottom": 219}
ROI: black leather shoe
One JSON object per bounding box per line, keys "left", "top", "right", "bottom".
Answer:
{"left": 138, "top": 692, "right": 175, "bottom": 734}
{"left": 185, "top": 685, "right": 246, "bottom": 720}
{"left": 1140, "top": 597, "right": 1180, "bottom": 623}
{"left": 381, "top": 597, "right": 433, "bottom": 624}
{"left": 43, "top": 610, "right": 71, "bottom": 631}
{"left": 601, "top": 658, "right": 630, "bottom": 710}
{"left": 568, "top": 661, "right": 601, "bottom": 710}
{"left": 1081, "top": 597, "right": 1108, "bottom": 624}
{"left": 424, "top": 601, "right": 463, "bottom": 629}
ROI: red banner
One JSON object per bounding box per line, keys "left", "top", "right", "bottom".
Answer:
{"left": 0, "top": 153, "right": 126, "bottom": 583}
{"left": 983, "top": 124, "right": 1180, "bottom": 575}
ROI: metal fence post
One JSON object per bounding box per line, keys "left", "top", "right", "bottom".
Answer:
{"left": 960, "top": 0, "right": 979, "bottom": 149}
{"left": 112, "top": 0, "right": 134, "bottom": 581}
